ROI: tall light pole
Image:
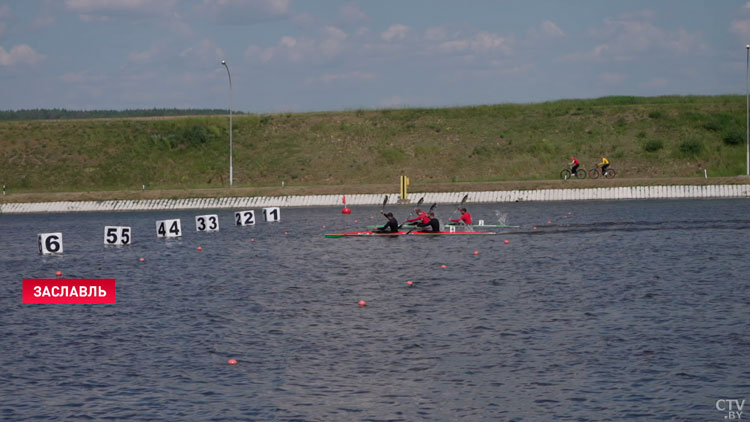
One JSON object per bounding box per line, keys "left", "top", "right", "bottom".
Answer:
{"left": 221, "top": 60, "right": 233, "bottom": 187}
{"left": 746, "top": 45, "right": 749, "bottom": 176}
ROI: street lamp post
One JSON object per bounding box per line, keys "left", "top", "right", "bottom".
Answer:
{"left": 221, "top": 60, "right": 233, "bottom": 187}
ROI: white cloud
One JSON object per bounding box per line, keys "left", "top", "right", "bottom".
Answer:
{"left": 382, "top": 24, "right": 409, "bottom": 41}
{"left": 435, "top": 31, "right": 511, "bottom": 55}
{"left": 731, "top": 19, "right": 750, "bottom": 37}
{"left": 245, "top": 26, "right": 348, "bottom": 63}
{"left": 32, "top": 15, "right": 56, "bottom": 29}
{"left": 566, "top": 12, "right": 702, "bottom": 63}
{"left": 540, "top": 20, "right": 564, "bottom": 38}
{"left": 0, "top": 44, "right": 45, "bottom": 66}
{"left": 424, "top": 27, "right": 447, "bottom": 42}
{"left": 199, "top": 0, "right": 290, "bottom": 24}
{"left": 60, "top": 70, "right": 106, "bottom": 84}
{"left": 179, "top": 39, "right": 225, "bottom": 63}
{"left": 339, "top": 3, "right": 367, "bottom": 26}
{"left": 65, "top": 0, "right": 178, "bottom": 17}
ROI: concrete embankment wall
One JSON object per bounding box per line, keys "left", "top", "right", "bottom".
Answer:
{"left": 1, "top": 184, "right": 749, "bottom": 214}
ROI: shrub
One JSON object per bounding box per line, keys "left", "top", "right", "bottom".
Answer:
{"left": 182, "top": 125, "right": 210, "bottom": 147}
{"left": 643, "top": 139, "right": 663, "bottom": 152}
{"left": 648, "top": 111, "right": 663, "bottom": 119}
{"left": 703, "top": 113, "right": 737, "bottom": 132}
{"left": 679, "top": 139, "right": 704, "bottom": 155}
{"left": 722, "top": 127, "right": 745, "bottom": 146}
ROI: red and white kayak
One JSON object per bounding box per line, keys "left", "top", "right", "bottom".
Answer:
{"left": 324, "top": 231, "right": 496, "bottom": 238}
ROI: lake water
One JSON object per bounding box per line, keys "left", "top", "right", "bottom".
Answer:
{"left": 1, "top": 199, "right": 749, "bottom": 421}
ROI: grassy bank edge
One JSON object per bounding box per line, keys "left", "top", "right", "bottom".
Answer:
{"left": 2, "top": 177, "right": 749, "bottom": 204}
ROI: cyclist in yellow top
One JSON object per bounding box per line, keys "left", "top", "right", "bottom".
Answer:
{"left": 598, "top": 156, "right": 610, "bottom": 175}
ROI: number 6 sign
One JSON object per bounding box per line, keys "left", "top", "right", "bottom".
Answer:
{"left": 38, "top": 233, "right": 63, "bottom": 254}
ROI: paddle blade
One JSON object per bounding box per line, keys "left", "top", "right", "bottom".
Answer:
{"left": 428, "top": 203, "right": 437, "bottom": 213}
{"left": 459, "top": 194, "right": 469, "bottom": 206}
{"left": 382, "top": 195, "right": 389, "bottom": 210}
{"left": 416, "top": 197, "right": 424, "bottom": 206}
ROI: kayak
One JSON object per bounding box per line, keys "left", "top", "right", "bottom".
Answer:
{"left": 367, "top": 223, "right": 519, "bottom": 229}
{"left": 446, "top": 223, "right": 520, "bottom": 228}
{"left": 325, "top": 231, "right": 496, "bottom": 238}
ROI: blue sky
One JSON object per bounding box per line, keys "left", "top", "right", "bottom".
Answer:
{"left": 1, "top": 0, "right": 749, "bottom": 112}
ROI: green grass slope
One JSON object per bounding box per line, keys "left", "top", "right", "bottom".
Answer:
{"left": 0, "top": 95, "right": 747, "bottom": 193}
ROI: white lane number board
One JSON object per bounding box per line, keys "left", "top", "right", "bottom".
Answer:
{"left": 235, "top": 210, "right": 255, "bottom": 226}
{"left": 38, "top": 233, "right": 63, "bottom": 255}
{"left": 263, "top": 207, "right": 281, "bottom": 222}
{"left": 104, "top": 226, "right": 132, "bottom": 245}
{"left": 156, "top": 219, "right": 182, "bottom": 238}
{"left": 196, "top": 215, "right": 220, "bottom": 232}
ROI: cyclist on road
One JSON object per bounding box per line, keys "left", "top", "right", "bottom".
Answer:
{"left": 569, "top": 156, "right": 580, "bottom": 176}
{"left": 598, "top": 156, "right": 610, "bottom": 175}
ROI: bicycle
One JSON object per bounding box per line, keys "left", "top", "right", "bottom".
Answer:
{"left": 560, "top": 165, "right": 587, "bottom": 180}
{"left": 588, "top": 165, "right": 617, "bottom": 179}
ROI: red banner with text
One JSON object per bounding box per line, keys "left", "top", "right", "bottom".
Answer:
{"left": 23, "top": 279, "right": 116, "bottom": 304}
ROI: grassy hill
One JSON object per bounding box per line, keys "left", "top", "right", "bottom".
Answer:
{"left": 0, "top": 95, "right": 748, "bottom": 196}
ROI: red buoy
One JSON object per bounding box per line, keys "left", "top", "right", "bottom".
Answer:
{"left": 358, "top": 300, "right": 367, "bottom": 307}
{"left": 228, "top": 359, "right": 237, "bottom": 365}
{"left": 342, "top": 207, "right": 351, "bottom": 214}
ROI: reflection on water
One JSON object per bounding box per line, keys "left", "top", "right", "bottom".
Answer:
{"left": 1, "top": 199, "right": 749, "bottom": 421}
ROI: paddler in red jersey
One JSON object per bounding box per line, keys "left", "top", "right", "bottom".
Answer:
{"left": 406, "top": 208, "right": 430, "bottom": 228}
{"left": 450, "top": 207, "right": 472, "bottom": 226}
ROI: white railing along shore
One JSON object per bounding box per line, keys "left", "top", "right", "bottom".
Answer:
{"left": 1, "top": 184, "right": 749, "bottom": 214}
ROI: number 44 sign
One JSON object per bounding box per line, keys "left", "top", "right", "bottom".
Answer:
{"left": 156, "top": 219, "right": 182, "bottom": 238}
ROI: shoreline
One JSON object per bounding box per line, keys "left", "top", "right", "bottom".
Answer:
{"left": 2, "top": 183, "right": 749, "bottom": 214}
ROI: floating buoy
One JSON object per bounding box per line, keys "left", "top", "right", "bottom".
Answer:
{"left": 473, "top": 251, "right": 479, "bottom": 255}
{"left": 342, "top": 207, "right": 351, "bottom": 214}
{"left": 56, "top": 271, "right": 62, "bottom": 277}
{"left": 322, "top": 225, "right": 326, "bottom": 229}
{"left": 358, "top": 300, "right": 367, "bottom": 307}
{"left": 504, "top": 240, "right": 510, "bottom": 244}
{"left": 197, "top": 246, "right": 203, "bottom": 251}
{"left": 354, "top": 219, "right": 358, "bottom": 223}
{"left": 406, "top": 281, "right": 414, "bottom": 287}
{"left": 441, "top": 264, "right": 447, "bottom": 269}
{"left": 139, "top": 257, "right": 145, "bottom": 262}
{"left": 228, "top": 359, "right": 237, "bottom": 365}
{"left": 547, "top": 220, "right": 552, "bottom": 224}
{"left": 533, "top": 226, "right": 537, "bottom": 230}
{"left": 250, "top": 238, "right": 255, "bottom": 242}
{"left": 284, "top": 232, "right": 288, "bottom": 235}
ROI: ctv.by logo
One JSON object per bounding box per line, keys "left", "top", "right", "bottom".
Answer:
{"left": 716, "top": 399, "right": 745, "bottom": 420}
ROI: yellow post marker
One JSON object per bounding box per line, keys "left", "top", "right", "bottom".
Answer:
{"left": 400, "top": 175, "right": 410, "bottom": 200}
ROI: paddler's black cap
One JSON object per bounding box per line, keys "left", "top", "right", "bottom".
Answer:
{"left": 385, "top": 212, "right": 394, "bottom": 217}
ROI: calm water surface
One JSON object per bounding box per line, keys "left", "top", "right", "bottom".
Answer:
{"left": 1, "top": 199, "right": 749, "bottom": 421}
